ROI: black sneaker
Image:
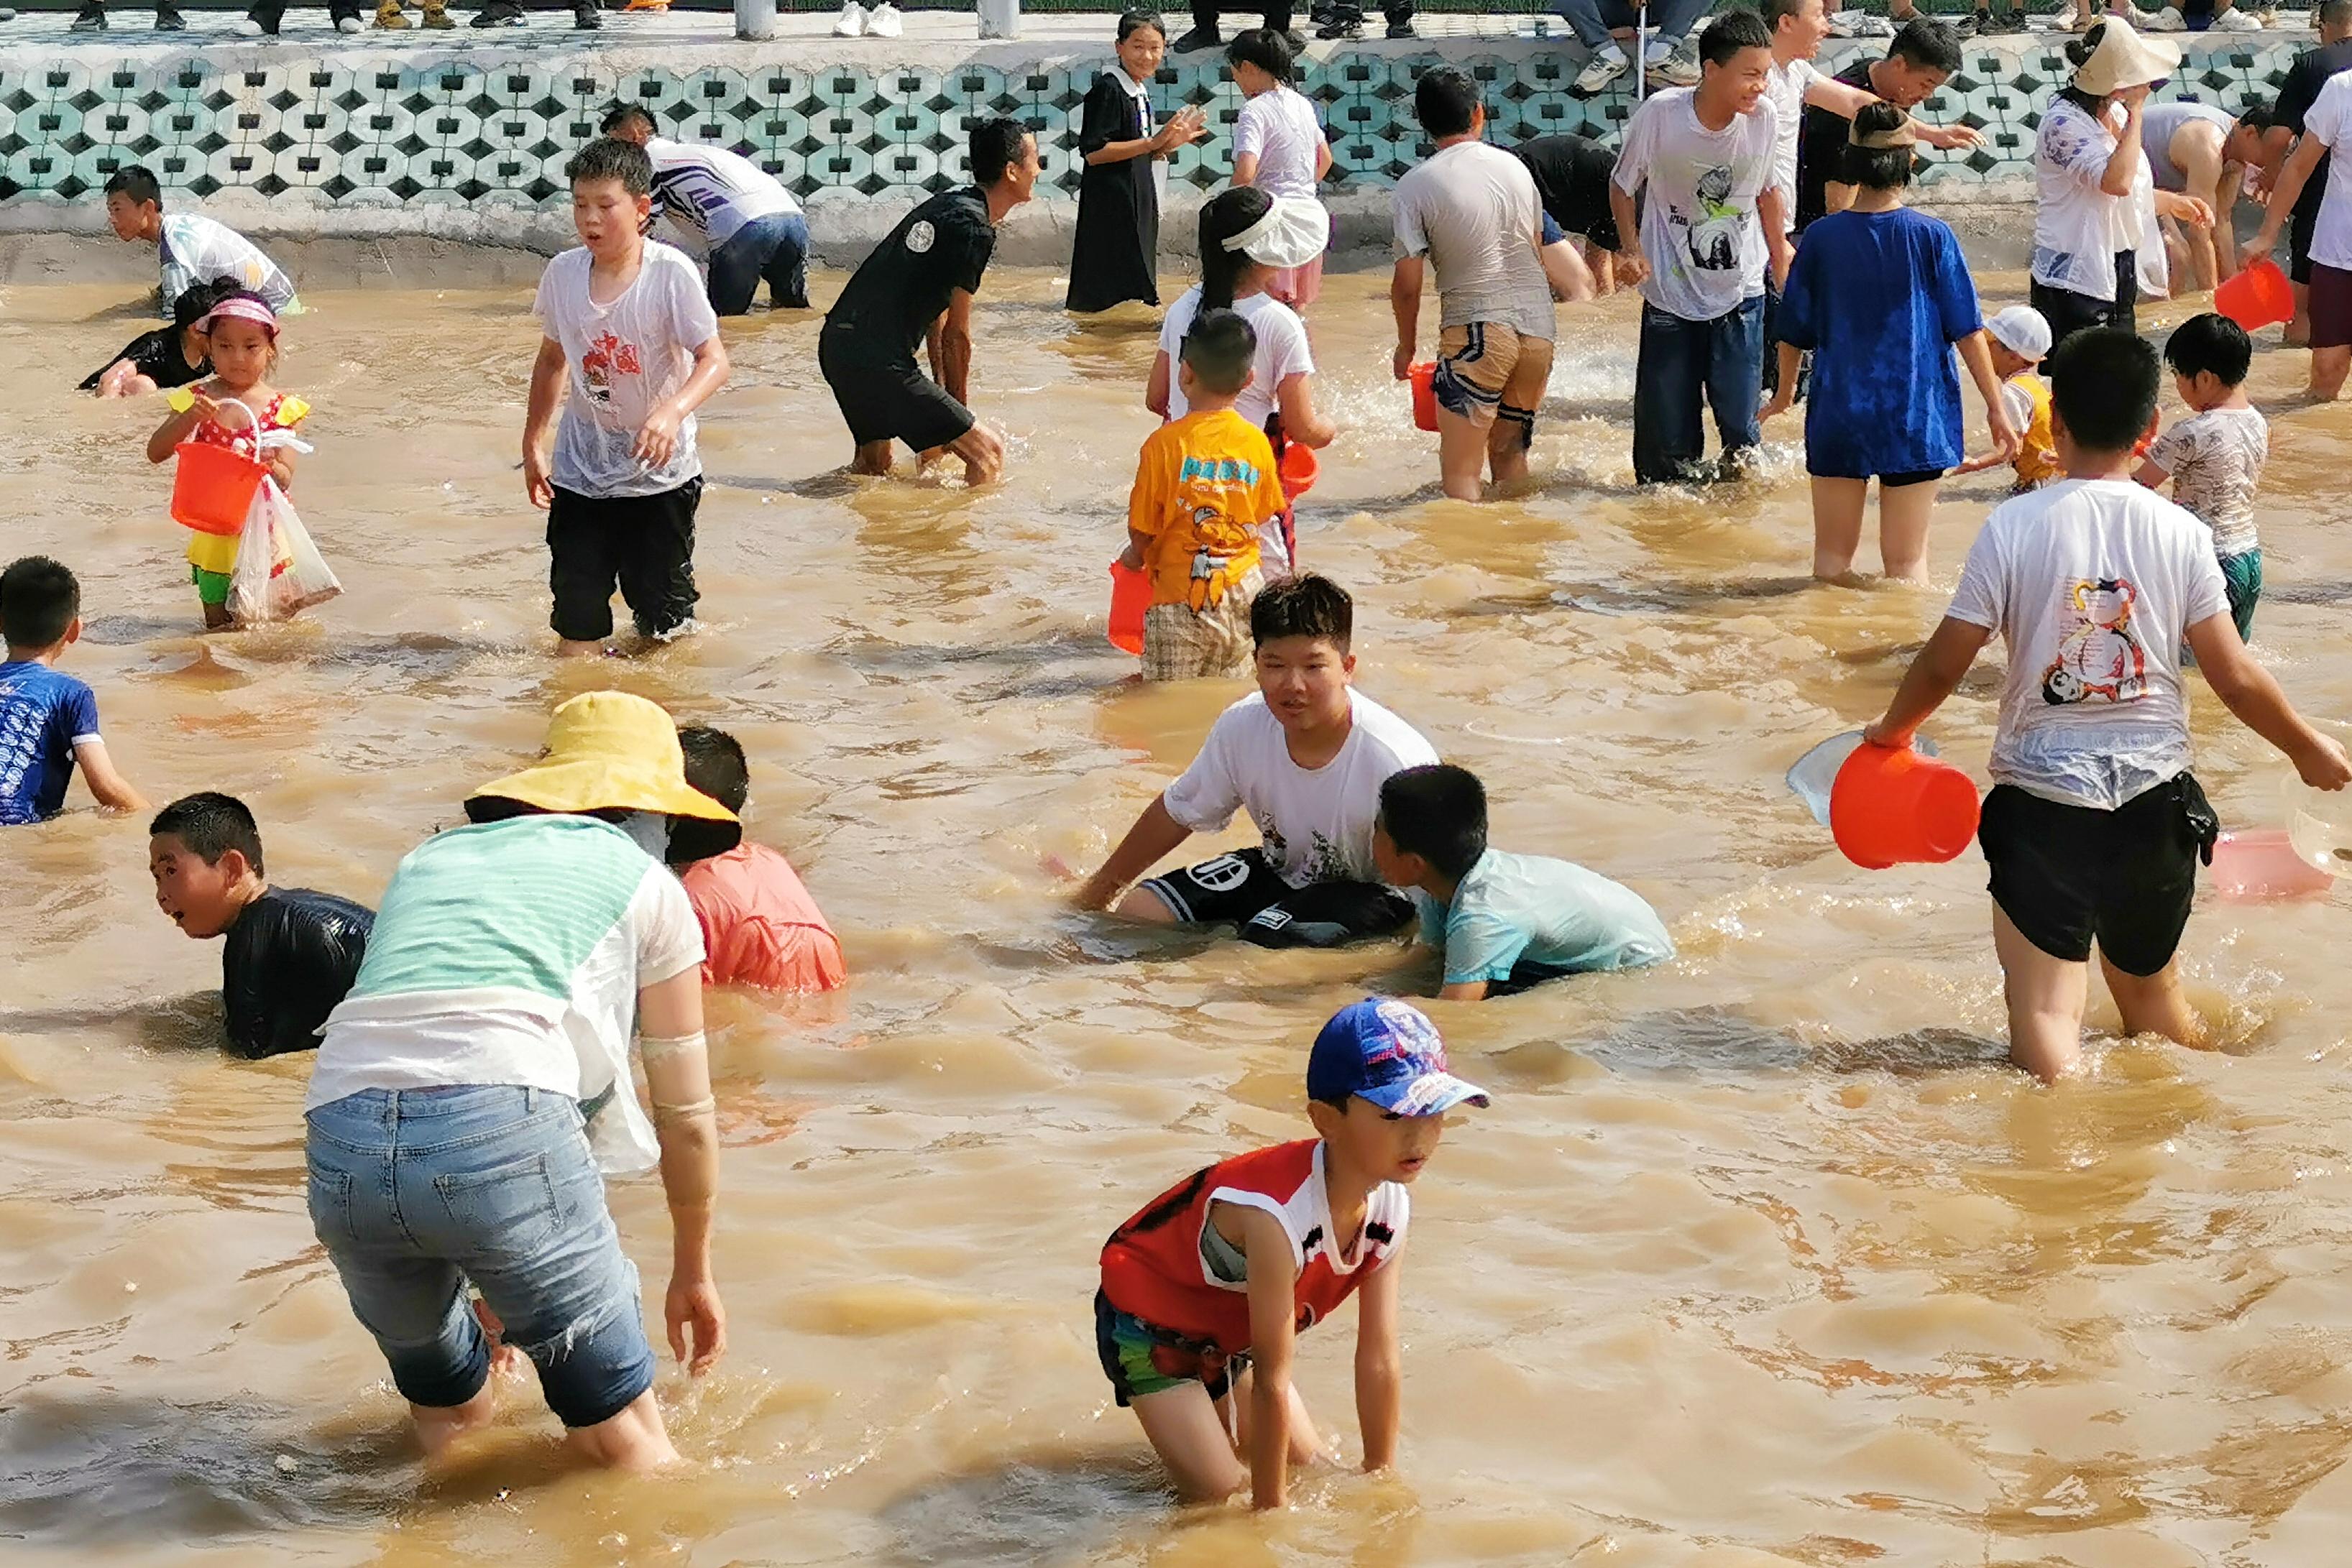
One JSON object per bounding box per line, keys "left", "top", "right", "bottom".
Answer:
{"left": 572, "top": 1, "right": 600, "bottom": 26}
{"left": 472, "top": 0, "right": 524, "bottom": 23}
{"left": 154, "top": 2, "right": 185, "bottom": 24}
{"left": 1315, "top": 11, "right": 1362, "bottom": 37}
{"left": 70, "top": 1, "right": 107, "bottom": 29}
{"left": 1384, "top": 16, "right": 1414, "bottom": 35}
{"left": 1170, "top": 22, "right": 1219, "bottom": 50}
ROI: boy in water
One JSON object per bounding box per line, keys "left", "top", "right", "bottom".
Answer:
{"left": 1096, "top": 997, "right": 1489, "bottom": 1508}
{"left": 1864, "top": 328, "right": 2350, "bottom": 1080}
{"left": 103, "top": 165, "right": 300, "bottom": 318}
{"left": 1121, "top": 308, "right": 1287, "bottom": 681}
{"left": 523, "top": 137, "right": 730, "bottom": 658}
{"left": 0, "top": 557, "right": 145, "bottom": 826}
{"left": 1072, "top": 575, "right": 1438, "bottom": 948}
{"left": 148, "top": 792, "right": 375, "bottom": 1058}
{"left": 668, "top": 726, "right": 846, "bottom": 992}
{"left": 81, "top": 276, "right": 232, "bottom": 398}
{"left": 1372, "top": 764, "right": 1673, "bottom": 1000}
{"left": 2136, "top": 313, "right": 2269, "bottom": 641}
{"left": 1955, "top": 305, "right": 2059, "bottom": 490}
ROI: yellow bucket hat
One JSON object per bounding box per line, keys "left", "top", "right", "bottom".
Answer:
{"left": 466, "top": 691, "right": 740, "bottom": 849}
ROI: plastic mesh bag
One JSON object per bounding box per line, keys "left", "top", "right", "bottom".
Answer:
{"left": 228, "top": 476, "right": 341, "bottom": 625}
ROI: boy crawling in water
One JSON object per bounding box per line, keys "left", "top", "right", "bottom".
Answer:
{"left": 1096, "top": 998, "right": 1489, "bottom": 1507}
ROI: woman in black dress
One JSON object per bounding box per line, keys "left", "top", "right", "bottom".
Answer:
{"left": 1067, "top": 11, "right": 1205, "bottom": 314}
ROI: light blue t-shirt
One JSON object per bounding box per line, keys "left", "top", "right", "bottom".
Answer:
{"left": 1414, "top": 848, "right": 1674, "bottom": 987}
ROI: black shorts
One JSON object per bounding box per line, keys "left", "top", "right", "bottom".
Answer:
{"left": 2030, "top": 254, "right": 2138, "bottom": 346}
{"left": 2291, "top": 176, "right": 2323, "bottom": 285}
{"left": 1977, "top": 773, "right": 2218, "bottom": 976}
{"left": 546, "top": 478, "right": 701, "bottom": 643}
{"left": 817, "top": 328, "right": 975, "bottom": 453}
{"left": 1139, "top": 847, "right": 1414, "bottom": 949}
{"left": 2308, "top": 261, "right": 2352, "bottom": 351}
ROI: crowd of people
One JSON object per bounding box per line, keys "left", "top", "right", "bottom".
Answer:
{"left": 9, "top": 0, "right": 2352, "bottom": 1514}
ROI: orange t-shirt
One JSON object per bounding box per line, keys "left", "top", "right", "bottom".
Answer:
{"left": 677, "top": 843, "right": 846, "bottom": 993}
{"left": 1126, "top": 407, "right": 1286, "bottom": 611}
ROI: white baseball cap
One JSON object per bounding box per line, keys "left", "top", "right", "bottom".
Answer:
{"left": 1986, "top": 305, "right": 2053, "bottom": 364}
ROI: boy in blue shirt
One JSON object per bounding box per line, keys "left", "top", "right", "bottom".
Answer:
{"left": 0, "top": 558, "right": 146, "bottom": 826}
{"left": 1372, "top": 764, "right": 1672, "bottom": 1000}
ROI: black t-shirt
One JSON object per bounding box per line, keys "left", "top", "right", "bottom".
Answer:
{"left": 1796, "top": 57, "right": 1878, "bottom": 233}
{"left": 78, "top": 327, "right": 208, "bottom": 392}
{"left": 2277, "top": 40, "right": 2352, "bottom": 221}
{"left": 823, "top": 186, "right": 996, "bottom": 365}
{"left": 1511, "top": 133, "right": 1622, "bottom": 252}
{"left": 221, "top": 887, "right": 374, "bottom": 1059}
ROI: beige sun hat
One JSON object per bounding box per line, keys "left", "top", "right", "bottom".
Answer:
{"left": 2071, "top": 16, "right": 2182, "bottom": 98}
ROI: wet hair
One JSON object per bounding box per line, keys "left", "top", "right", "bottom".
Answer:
{"left": 1762, "top": 0, "right": 1815, "bottom": 32}
{"left": 1888, "top": 17, "right": 1962, "bottom": 75}
{"left": 566, "top": 136, "right": 653, "bottom": 195}
{"left": 1198, "top": 186, "right": 1275, "bottom": 308}
{"left": 0, "top": 555, "right": 79, "bottom": 651}
{"left": 1226, "top": 27, "right": 1296, "bottom": 83}
{"left": 2235, "top": 99, "right": 2275, "bottom": 135}
{"left": 600, "top": 101, "right": 658, "bottom": 137}
{"left": 1250, "top": 573, "right": 1352, "bottom": 651}
{"left": 1378, "top": 765, "right": 1489, "bottom": 884}
{"left": 970, "top": 116, "right": 1031, "bottom": 187}
{"left": 2164, "top": 312, "right": 2253, "bottom": 387}
{"left": 150, "top": 792, "right": 265, "bottom": 876}
{"left": 170, "top": 275, "right": 242, "bottom": 332}
{"left": 1179, "top": 307, "right": 1257, "bottom": 395}
{"left": 1699, "top": 9, "right": 1773, "bottom": 68}
{"left": 1414, "top": 65, "right": 1482, "bottom": 139}
{"left": 1843, "top": 102, "right": 1917, "bottom": 190}
{"left": 104, "top": 163, "right": 162, "bottom": 208}
{"left": 2049, "top": 327, "right": 2160, "bottom": 453}
{"left": 678, "top": 725, "right": 750, "bottom": 815}
{"left": 1116, "top": 8, "right": 1165, "bottom": 42}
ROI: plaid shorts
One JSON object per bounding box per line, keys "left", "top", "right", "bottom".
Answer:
{"left": 1141, "top": 569, "right": 1261, "bottom": 682}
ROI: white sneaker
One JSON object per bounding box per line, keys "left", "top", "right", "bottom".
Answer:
{"left": 1828, "top": 9, "right": 1895, "bottom": 34}
{"left": 2211, "top": 6, "right": 2263, "bottom": 26}
{"left": 2052, "top": 1, "right": 2079, "bottom": 25}
{"left": 1645, "top": 44, "right": 1701, "bottom": 88}
{"left": 1574, "top": 42, "right": 1629, "bottom": 95}
{"left": 336, "top": 11, "right": 361, "bottom": 27}
{"left": 831, "top": 0, "right": 864, "bottom": 34}
{"left": 864, "top": 1, "right": 901, "bottom": 34}
{"left": 2144, "top": 5, "right": 2187, "bottom": 29}
{"left": 233, "top": 15, "right": 263, "bottom": 31}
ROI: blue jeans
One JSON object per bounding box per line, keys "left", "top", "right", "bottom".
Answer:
{"left": 1633, "top": 297, "right": 1765, "bottom": 485}
{"left": 706, "top": 211, "right": 809, "bottom": 316}
{"left": 306, "top": 1084, "right": 655, "bottom": 1429}
{"left": 1557, "top": 0, "right": 1709, "bottom": 50}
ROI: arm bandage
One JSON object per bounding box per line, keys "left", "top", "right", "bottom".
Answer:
{"left": 640, "top": 1030, "right": 707, "bottom": 1065}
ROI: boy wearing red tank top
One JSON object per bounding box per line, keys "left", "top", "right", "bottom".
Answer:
{"left": 1095, "top": 998, "right": 1490, "bottom": 1508}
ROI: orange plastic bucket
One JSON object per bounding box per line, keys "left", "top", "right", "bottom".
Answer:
{"left": 172, "top": 439, "right": 267, "bottom": 535}
{"left": 1828, "top": 742, "right": 1980, "bottom": 870}
{"left": 2215, "top": 259, "right": 2293, "bottom": 331}
{"left": 1279, "top": 442, "right": 1318, "bottom": 502}
{"left": 1107, "top": 560, "right": 1148, "bottom": 655}
{"left": 1410, "top": 360, "right": 1438, "bottom": 432}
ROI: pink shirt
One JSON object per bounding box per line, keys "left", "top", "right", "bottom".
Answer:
{"left": 678, "top": 843, "right": 846, "bottom": 993}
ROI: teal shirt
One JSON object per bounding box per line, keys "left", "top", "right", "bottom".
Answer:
{"left": 1415, "top": 848, "right": 1673, "bottom": 987}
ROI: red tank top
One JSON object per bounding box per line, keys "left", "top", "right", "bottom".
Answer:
{"left": 1099, "top": 1138, "right": 1410, "bottom": 1356}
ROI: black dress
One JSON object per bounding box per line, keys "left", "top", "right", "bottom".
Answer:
{"left": 1067, "top": 71, "right": 1160, "bottom": 313}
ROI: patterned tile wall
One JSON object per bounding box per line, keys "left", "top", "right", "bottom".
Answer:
{"left": 0, "top": 40, "right": 2307, "bottom": 209}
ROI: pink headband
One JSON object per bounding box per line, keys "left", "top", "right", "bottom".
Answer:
{"left": 196, "top": 296, "right": 280, "bottom": 338}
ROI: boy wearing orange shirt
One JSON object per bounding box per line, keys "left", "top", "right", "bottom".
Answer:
{"left": 668, "top": 726, "right": 845, "bottom": 994}
{"left": 1119, "top": 308, "right": 1289, "bottom": 681}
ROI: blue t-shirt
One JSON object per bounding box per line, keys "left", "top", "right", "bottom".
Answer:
{"left": 1775, "top": 206, "right": 1982, "bottom": 481}
{"left": 0, "top": 660, "right": 101, "bottom": 826}
{"left": 1413, "top": 848, "right": 1676, "bottom": 987}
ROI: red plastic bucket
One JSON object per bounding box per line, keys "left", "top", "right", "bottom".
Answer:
{"left": 1107, "top": 560, "right": 1148, "bottom": 655}
{"left": 2215, "top": 259, "right": 2293, "bottom": 332}
{"left": 1828, "top": 742, "right": 1980, "bottom": 870}
{"left": 1279, "top": 442, "right": 1318, "bottom": 502}
{"left": 172, "top": 440, "right": 267, "bottom": 535}
{"left": 1410, "top": 360, "right": 1438, "bottom": 432}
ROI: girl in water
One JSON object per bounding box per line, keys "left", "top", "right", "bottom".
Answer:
{"left": 144, "top": 290, "right": 309, "bottom": 629}
{"left": 1067, "top": 11, "right": 1206, "bottom": 314}
{"left": 1147, "top": 186, "right": 1335, "bottom": 573}
{"left": 1225, "top": 29, "right": 1332, "bottom": 310}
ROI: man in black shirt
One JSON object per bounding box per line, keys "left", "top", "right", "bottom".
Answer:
{"left": 1794, "top": 18, "right": 1964, "bottom": 234}
{"left": 1511, "top": 133, "right": 1627, "bottom": 290}
{"left": 2261, "top": 0, "right": 2352, "bottom": 344}
{"left": 148, "top": 793, "right": 372, "bottom": 1060}
{"left": 819, "top": 117, "right": 1038, "bottom": 487}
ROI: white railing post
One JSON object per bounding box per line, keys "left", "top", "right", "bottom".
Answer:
{"left": 979, "top": 0, "right": 1021, "bottom": 39}
{"left": 735, "top": 0, "right": 776, "bottom": 41}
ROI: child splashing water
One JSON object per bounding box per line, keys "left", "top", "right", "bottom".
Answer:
{"left": 143, "top": 291, "right": 318, "bottom": 630}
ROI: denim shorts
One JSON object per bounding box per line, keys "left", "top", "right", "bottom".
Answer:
{"left": 306, "top": 1084, "right": 656, "bottom": 1429}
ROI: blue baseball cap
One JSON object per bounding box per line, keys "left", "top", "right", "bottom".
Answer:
{"left": 1307, "top": 999, "right": 1492, "bottom": 1117}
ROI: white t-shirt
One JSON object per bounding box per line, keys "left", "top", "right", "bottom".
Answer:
{"left": 1945, "top": 479, "right": 2231, "bottom": 810}
{"left": 159, "top": 212, "right": 300, "bottom": 316}
{"left": 532, "top": 241, "right": 721, "bottom": 499}
{"left": 1392, "top": 139, "right": 1554, "bottom": 338}
{"left": 2299, "top": 73, "right": 2352, "bottom": 270}
{"left": 2031, "top": 97, "right": 2167, "bottom": 303}
{"left": 1159, "top": 285, "right": 1315, "bottom": 428}
{"left": 1763, "top": 55, "right": 1822, "bottom": 235}
{"left": 1161, "top": 688, "right": 1440, "bottom": 887}
{"left": 1613, "top": 87, "right": 1781, "bottom": 322}
{"left": 2146, "top": 404, "right": 2268, "bottom": 558}
{"left": 645, "top": 135, "right": 799, "bottom": 250}
{"left": 1232, "top": 86, "right": 1326, "bottom": 200}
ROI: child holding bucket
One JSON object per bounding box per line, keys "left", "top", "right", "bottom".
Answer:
{"left": 1862, "top": 326, "right": 2350, "bottom": 1082}
{"left": 144, "top": 290, "right": 308, "bottom": 631}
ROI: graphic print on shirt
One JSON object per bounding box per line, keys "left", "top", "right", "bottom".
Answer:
{"left": 2041, "top": 577, "right": 2147, "bottom": 706}
{"left": 580, "top": 331, "right": 641, "bottom": 406}
{"left": 1175, "top": 451, "right": 1265, "bottom": 612}
{"left": 1681, "top": 165, "right": 1745, "bottom": 272}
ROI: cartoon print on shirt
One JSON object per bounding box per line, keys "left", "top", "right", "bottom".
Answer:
{"left": 2042, "top": 576, "right": 2147, "bottom": 706}
{"left": 1682, "top": 165, "right": 1743, "bottom": 272}
{"left": 580, "top": 331, "right": 642, "bottom": 405}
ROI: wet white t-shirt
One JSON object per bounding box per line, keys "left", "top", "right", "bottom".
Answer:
{"left": 1392, "top": 139, "right": 1555, "bottom": 339}
{"left": 644, "top": 136, "right": 799, "bottom": 250}
{"left": 1232, "top": 86, "right": 1325, "bottom": 200}
{"left": 532, "top": 241, "right": 720, "bottom": 499}
{"left": 1945, "top": 479, "right": 2230, "bottom": 810}
{"left": 159, "top": 212, "right": 300, "bottom": 315}
{"left": 2297, "top": 73, "right": 2352, "bottom": 270}
{"left": 1158, "top": 286, "right": 1315, "bottom": 428}
{"left": 2147, "top": 405, "right": 2268, "bottom": 558}
{"left": 1762, "top": 55, "right": 1822, "bottom": 236}
{"left": 1613, "top": 87, "right": 1781, "bottom": 323}
{"left": 1161, "top": 689, "right": 1440, "bottom": 887}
